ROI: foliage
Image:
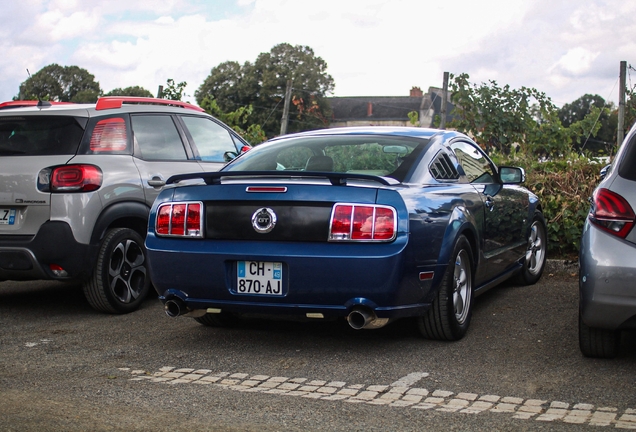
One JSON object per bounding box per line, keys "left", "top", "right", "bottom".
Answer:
{"left": 199, "top": 96, "right": 266, "bottom": 145}
{"left": 407, "top": 110, "right": 419, "bottom": 126}
{"left": 292, "top": 95, "right": 330, "bottom": 127}
{"left": 105, "top": 86, "right": 153, "bottom": 97}
{"left": 491, "top": 151, "right": 602, "bottom": 258}
{"left": 558, "top": 94, "right": 616, "bottom": 154}
{"left": 195, "top": 43, "right": 335, "bottom": 137}
{"left": 625, "top": 86, "right": 636, "bottom": 133}
{"left": 17, "top": 64, "right": 101, "bottom": 102}
{"left": 449, "top": 73, "right": 604, "bottom": 158}
{"left": 326, "top": 144, "right": 405, "bottom": 173}
{"left": 160, "top": 79, "right": 187, "bottom": 101}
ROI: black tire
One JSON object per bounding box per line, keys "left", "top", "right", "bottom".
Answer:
{"left": 83, "top": 228, "right": 150, "bottom": 314}
{"left": 579, "top": 312, "right": 620, "bottom": 359}
{"left": 514, "top": 211, "right": 547, "bottom": 285}
{"left": 195, "top": 312, "right": 238, "bottom": 327}
{"left": 417, "top": 235, "right": 473, "bottom": 341}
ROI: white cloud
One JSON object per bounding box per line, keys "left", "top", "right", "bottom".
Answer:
{"left": 550, "top": 47, "right": 600, "bottom": 77}
{"left": 35, "top": 9, "right": 101, "bottom": 41}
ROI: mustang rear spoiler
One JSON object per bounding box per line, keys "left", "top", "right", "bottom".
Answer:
{"left": 166, "top": 171, "right": 396, "bottom": 186}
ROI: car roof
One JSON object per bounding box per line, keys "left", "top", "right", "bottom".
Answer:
{"left": 268, "top": 126, "right": 463, "bottom": 142}
{"left": 0, "top": 97, "right": 206, "bottom": 118}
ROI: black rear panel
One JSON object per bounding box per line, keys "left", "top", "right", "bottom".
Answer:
{"left": 206, "top": 201, "right": 334, "bottom": 241}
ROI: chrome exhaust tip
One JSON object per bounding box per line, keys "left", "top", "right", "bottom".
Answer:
{"left": 164, "top": 299, "right": 186, "bottom": 318}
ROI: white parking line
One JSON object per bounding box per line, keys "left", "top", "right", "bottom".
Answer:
{"left": 121, "top": 367, "right": 636, "bottom": 429}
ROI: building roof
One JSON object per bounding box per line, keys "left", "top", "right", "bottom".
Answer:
{"left": 329, "top": 96, "right": 424, "bottom": 122}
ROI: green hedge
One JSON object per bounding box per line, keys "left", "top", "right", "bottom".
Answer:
{"left": 491, "top": 154, "right": 604, "bottom": 259}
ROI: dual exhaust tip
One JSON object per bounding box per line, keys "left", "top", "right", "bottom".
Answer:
{"left": 165, "top": 298, "right": 389, "bottom": 330}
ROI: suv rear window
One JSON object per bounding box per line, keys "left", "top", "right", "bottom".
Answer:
{"left": 619, "top": 133, "right": 636, "bottom": 181}
{"left": 0, "top": 116, "right": 85, "bottom": 156}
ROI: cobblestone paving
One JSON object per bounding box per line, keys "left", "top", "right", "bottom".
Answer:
{"left": 123, "top": 367, "right": 636, "bottom": 429}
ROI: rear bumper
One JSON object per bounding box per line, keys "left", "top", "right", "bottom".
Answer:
{"left": 146, "top": 233, "right": 437, "bottom": 320}
{"left": 579, "top": 221, "right": 636, "bottom": 330}
{"left": 0, "top": 221, "right": 95, "bottom": 281}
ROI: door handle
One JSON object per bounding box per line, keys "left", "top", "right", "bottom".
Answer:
{"left": 147, "top": 177, "right": 166, "bottom": 188}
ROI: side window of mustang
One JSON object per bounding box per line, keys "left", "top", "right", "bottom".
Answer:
{"left": 451, "top": 141, "right": 495, "bottom": 184}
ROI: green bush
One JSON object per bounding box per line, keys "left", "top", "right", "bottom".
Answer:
{"left": 491, "top": 152, "right": 604, "bottom": 258}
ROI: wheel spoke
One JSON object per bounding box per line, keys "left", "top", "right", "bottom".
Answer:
{"left": 124, "top": 240, "right": 145, "bottom": 267}
{"left": 525, "top": 221, "right": 545, "bottom": 276}
{"left": 108, "top": 243, "right": 125, "bottom": 277}
{"left": 453, "top": 250, "right": 472, "bottom": 324}
{"left": 110, "top": 275, "right": 131, "bottom": 303}
{"left": 454, "top": 292, "right": 464, "bottom": 316}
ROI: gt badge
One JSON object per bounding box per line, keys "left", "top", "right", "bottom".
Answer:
{"left": 251, "top": 208, "right": 277, "bottom": 233}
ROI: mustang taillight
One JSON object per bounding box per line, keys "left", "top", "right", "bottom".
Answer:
{"left": 50, "top": 165, "right": 103, "bottom": 192}
{"left": 329, "top": 203, "right": 397, "bottom": 242}
{"left": 589, "top": 188, "right": 635, "bottom": 238}
{"left": 156, "top": 202, "right": 203, "bottom": 238}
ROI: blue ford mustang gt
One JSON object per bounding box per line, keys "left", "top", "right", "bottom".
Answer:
{"left": 145, "top": 127, "right": 546, "bottom": 341}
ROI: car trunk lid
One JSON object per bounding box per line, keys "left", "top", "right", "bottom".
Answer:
{"left": 170, "top": 178, "right": 393, "bottom": 243}
{"left": 0, "top": 156, "right": 71, "bottom": 235}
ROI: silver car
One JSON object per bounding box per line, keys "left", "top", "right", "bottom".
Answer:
{"left": 0, "top": 97, "right": 249, "bottom": 314}
{"left": 579, "top": 123, "right": 636, "bottom": 358}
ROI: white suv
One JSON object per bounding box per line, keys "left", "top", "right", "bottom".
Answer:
{"left": 0, "top": 97, "right": 249, "bottom": 313}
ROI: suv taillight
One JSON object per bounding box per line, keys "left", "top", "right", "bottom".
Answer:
{"left": 51, "top": 165, "right": 103, "bottom": 192}
{"left": 156, "top": 202, "right": 203, "bottom": 238}
{"left": 329, "top": 203, "right": 397, "bottom": 241}
{"left": 90, "top": 118, "right": 127, "bottom": 152}
{"left": 589, "top": 188, "right": 636, "bottom": 238}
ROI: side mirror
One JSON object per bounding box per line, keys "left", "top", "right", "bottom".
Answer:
{"left": 499, "top": 166, "right": 525, "bottom": 184}
{"left": 224, "top": 151, "right": 238, "bottom": 162}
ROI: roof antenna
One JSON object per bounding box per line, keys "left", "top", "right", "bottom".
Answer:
{"left": 26, "top": 68, "right": 51, "bottom": 108}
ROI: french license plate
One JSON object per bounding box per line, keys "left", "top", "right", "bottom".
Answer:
{"left": 237, "top": 261, "right": 283, "bottom": 296}
{"left": 0, "top": 209, "right": 15, "bottom": 225}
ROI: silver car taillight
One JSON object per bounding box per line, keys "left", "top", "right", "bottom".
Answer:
{"left": 589, "top": 188, "right": 635, "bottom": 238}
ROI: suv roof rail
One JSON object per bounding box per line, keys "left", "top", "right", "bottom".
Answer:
{"left": 0, "top": 100, "right": 74, "bottom": 110}
{"left": 95, "top": 97, "right": 205, "bottom": 112}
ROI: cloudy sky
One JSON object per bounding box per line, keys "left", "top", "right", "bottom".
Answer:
{"left": 1, "top": 0, "right": 634, "bottom": 108}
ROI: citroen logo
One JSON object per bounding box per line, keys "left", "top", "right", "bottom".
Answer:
{"left": 251, "top": 208, "right": 277, "bottom": 233}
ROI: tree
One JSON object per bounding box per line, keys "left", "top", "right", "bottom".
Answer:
{"left": 196, "top": 43, "right": 335, "bottom": 137}
{"left": 17, "top": 64, "right": 101, "bottom": 102}
{"left": 195, "top": 61, "right": 257, "bottom": 110}
{"left": 625, "top": 86, "right": 636, "bottom": 135}
{"left": 160, "top": 79, "right": 187, "bottom": 101}
{"left": 199, "top": 96, "right": 266, "bottom": 145}
{"left": 559, "top": 94, "right": 616, "bottom": 154}
{"left": 105, "top": 86, "right": 153, "bottom": 97}
{"left": 449, "top": 73, "right": 603, "bottom": 158}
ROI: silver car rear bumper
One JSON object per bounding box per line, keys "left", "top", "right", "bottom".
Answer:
{"left": 579, "top": 220, "right": 636, "bottom": 330}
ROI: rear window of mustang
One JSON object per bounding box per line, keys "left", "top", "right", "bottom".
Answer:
{"left": 0, "top": 116, "right": 85, "bottom": 156}
{"left": 225, "top": 135, "right": 428, "bottom": 181}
